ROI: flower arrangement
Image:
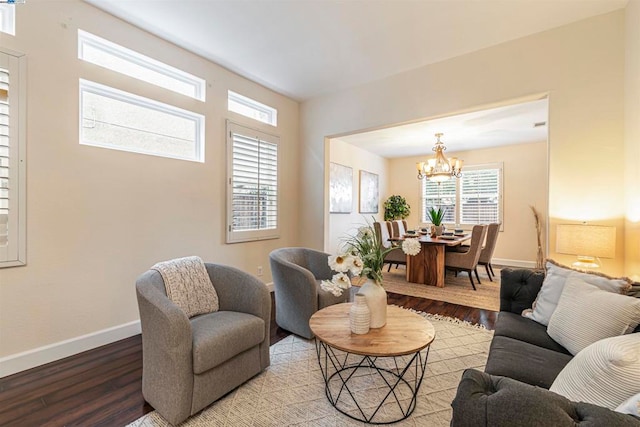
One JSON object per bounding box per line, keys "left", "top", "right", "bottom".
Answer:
{"left": 321, "top": 220, "right": 422, "bottom": 296}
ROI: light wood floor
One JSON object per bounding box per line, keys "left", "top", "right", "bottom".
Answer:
{"left": 0, "top": 293, "right": 497, "bottom": 427}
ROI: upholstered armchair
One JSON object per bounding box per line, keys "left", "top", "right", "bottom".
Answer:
{"left": 269, "top": 247, "right": 348, "bottom": 339}
{"left": 445, "top": 224, "right": 488, "bottom": 290}
{"left": 135, "top": 263, "right": 271, "bottom": 425}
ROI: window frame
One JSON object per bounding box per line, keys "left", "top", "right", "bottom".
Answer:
{"left": 421, "top": 162, "right": 503, "bottom": 229}
{"left": 228, "top": 90, "right": 278, "bottom": 127}
{"left": 78, "top": 29, "right": 206, "bottom": 101}
{"left": 226, "top": 121, "right": 280, "bottom": 243}
{"left": 0, "top": 47, "right": 26, "bottom": 268}
{"left": 79, "top": 79, "right": 205, "bottom": 163}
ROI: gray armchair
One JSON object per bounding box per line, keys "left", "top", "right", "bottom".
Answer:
{"left": 135, "top": 263, "right": 271, "bottom": 425}
{"left": 269, "top": 247, "right": 348, "bottom": 339}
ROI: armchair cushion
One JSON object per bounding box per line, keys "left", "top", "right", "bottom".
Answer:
{"left": 191, "top": 311, "right": 265, "bottom": 374}
{"left": 152, "top": 256, "right": 219, "bottom": 318}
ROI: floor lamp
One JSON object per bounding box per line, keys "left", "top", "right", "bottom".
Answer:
{"left": 556, "top": 224, "right": 616, "bottom": 269}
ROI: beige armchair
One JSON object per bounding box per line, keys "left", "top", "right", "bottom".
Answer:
{"left": 445, "top": 224, "right": 488, "bottom": 290}
{"left": 136, "top": 263, "right": 271, "bottom": 425}
{"left": 477, "top": 223, "right": 500, "bottom": 281}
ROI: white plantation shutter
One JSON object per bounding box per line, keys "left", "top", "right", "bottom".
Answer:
{"left": 422, "top": 179, "right": 456, "bottom": 223}
{"left": 227, "top": 122, "right": 279, "bottom": 243}
{"left": 460, "top": 167, "right": 501, "bottom": 224}
{"left": 0, "top": 49, "right": 26, "bottom": 267}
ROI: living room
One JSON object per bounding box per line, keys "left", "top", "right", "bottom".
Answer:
{"left": 1, "top": 0, "right": 639, "bottom": 425}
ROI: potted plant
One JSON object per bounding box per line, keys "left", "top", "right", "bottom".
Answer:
{"left": 426, "top": 206, "right": 447, "bottom": 236}
{"left": 383, "top": 195, "right": 411, "bottom": 221}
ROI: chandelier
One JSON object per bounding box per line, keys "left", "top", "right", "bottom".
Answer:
{"left": 416, "top": 133, "right": 463, "bottom": 181}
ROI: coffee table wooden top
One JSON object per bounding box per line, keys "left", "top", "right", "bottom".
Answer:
{"left": 309, "top": 304, "right": 436, "bottom": 357}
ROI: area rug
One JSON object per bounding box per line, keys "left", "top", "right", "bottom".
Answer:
{"left": 381, "top": 267, "right": 501, "bottom": 312}
{"left": 127, "top": 311, "right": 494, "bottom": 427}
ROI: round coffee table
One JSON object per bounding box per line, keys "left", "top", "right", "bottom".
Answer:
{"left": 309, "top": 304, "right": 436, "bottom": 424}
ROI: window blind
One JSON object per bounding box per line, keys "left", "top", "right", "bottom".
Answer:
{"left": 460, "top": 169, "right": 500, "bottom": 224}
{"left": 422, "top": 179, "right": 456, "bottom": 223}
{"left": 230, "top": 130, "right": 278, "bottom": 234}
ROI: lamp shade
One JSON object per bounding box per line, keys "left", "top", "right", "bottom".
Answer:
{"left": 556, "top": 225, "right": 616, "bottom": 259}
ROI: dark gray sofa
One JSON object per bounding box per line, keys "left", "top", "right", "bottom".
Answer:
{"left": 451, "top": 267, "right": 640, "bottom": 427}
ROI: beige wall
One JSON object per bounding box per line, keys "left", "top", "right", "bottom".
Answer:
{"left": 387, "top": 142, "right": 548, "bottom": 265}
{"left": 301, "top": 10, "right": 626, "bottom": 276}
{"left": 0, "top": 1, "right": 299, "bottom": 363}
{"left": 327, "top": 139, "right": 389, "bottom": 253}
{"left": 625, "top": 0, "right": 640, "bottom": 281}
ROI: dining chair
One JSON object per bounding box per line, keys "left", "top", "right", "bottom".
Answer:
{"left": 374, "top": 221, "right": 406, "bottom": 271}
{"left": 444, "top": 224, "right": 488, "bottom": 290}
{"left": 391, "top": 220, "right": 408, "bottom": 238}
{"left": 476, "top": 222, "right": 500, "bottom": 281}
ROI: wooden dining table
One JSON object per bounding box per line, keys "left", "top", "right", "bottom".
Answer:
{"left": 393, "top": 233, "right": 471, "bottom": 287}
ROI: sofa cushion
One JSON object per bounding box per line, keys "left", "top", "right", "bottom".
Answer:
{"left": 550, "top": 333, "right": 640, "bottom": 410}
{"left": 484, "top": 336, "right": 573, "bottom": 389}
{"left": 522, "top": 260, "right": 631, "bottom": 326}
{"left": 451, "top": 369, "right": 640, "bottom": 427}
{"left": 494, "top": 312, "right": 570, "bottom": 355}
{"left": 547, "top": 277, "right": 640, "bottom": 355}
{"left": 191, "top": 311, "right": 265, "bottom": 374}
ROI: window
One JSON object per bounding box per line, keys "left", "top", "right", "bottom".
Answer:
{"left": 80, "top": 79, "right": 205, "bottom": 162}
{"left": 0, "top": 4, "right": 15, "bottom": 36}
{"left": 422, "top": 163, "right": 503, "bottom": 227}
{"left": 226, "top": 121, "right": 279, "bottom": 243}
{"left": 228, "top": 90, "right": 277, "bottom": 126}
{"left": 78, "top": 30, "right": 206, "bottom": 101}
{"left": 0, "top": 48, "right": 26, "bottom": 267}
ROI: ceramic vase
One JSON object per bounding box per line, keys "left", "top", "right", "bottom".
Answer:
{"left": 349, "top": 293, "right": 371, "bottom": 334}
{"left": 433, "top": 225, "right": 444, "bottom": 236}
{"left": 358, "top": 278, "right": 387, "bottom": 328}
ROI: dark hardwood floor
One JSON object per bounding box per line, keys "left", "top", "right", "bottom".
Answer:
{"left": 0, "top": 292, "right": 497, "bottom": 427}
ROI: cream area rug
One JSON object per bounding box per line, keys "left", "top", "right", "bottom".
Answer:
{"left": 381, "top": 267, "right": 501, "bottom": 312}
{"left": 128, "top": 310, "right": 494, "bottom": 427}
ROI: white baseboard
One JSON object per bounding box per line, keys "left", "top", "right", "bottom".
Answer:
{"left": 493, "top": 258, "right": 537, "bottom": 269}
{"left": 0, "top": 320, "right": 141, "bottom": 378}
{"left": 266, "top": 281, "right": 274, "bottom": 292}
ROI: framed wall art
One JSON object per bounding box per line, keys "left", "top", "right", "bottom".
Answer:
{"left": 329, "top": 162, "right": 353, "bottom": 213}
{"left": 359, "top": 170, "right": 379, "bottom": 213}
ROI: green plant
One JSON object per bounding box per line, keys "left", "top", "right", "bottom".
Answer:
{"left": 426, "top": 206, "right": 446, "bottom": 226}
{"left": 383, "top": 195, "right": 411, "bottom": 221}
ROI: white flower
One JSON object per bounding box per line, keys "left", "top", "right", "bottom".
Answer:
{"left": 402, "top": 238, "right": 421, "bottom": 256}
{"left": 349, "top": 256, "right": 364, "bottom": 276}
{"left": 332, "top": 272, "right": 352, "bottom": 289}
{"left": 328, "top": 254, "right": 353, "bottom": 273}
{"left": 320, "top": 279, "right": 345, "bottom": 297}
{"left": 357, "top": 226, "right": 373, "bottom": 239}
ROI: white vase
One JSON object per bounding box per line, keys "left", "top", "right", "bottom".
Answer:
{"left": 358, "top": 278, "right": 387, "bottom": 328}
{"left": 433, "top": 225, "right": 444, "bottom": 236}
{"left": 349, "top": 293, "right": 371, "bottom": 334}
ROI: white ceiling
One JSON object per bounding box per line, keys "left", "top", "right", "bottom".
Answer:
{"left": 84, "top": 0, "right": 626, "bottom": 101}
{"left": 335, "top": 97, "right": 548, "bottom": 157}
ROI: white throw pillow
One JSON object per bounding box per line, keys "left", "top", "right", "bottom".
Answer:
{"left": 522, "top": 260, "right": 631, "bottom": 326}
{"left": 550, "top": 333, "right": 640, "bottom": 410}
{"left": 547, "top": 276, "right": 640, "bottom": 355}
{"left": 616, "top": 393, "right": 640, "bottom": 417}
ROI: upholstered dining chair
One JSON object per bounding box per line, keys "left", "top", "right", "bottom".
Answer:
{"left": 391, "top": 220, "right": 408, "bottom": 238}
{"left": 374, "top": 221, "right": 406, "bottom": 271}
{"left": 476, "top": 222, "right": 500, "bottom": 281}
{"left": 136, "top": 262, "right": 271, "bottom": 425}
{"left": 444, "top": 224, "right": 488, "bottom": 290}
{"left": 269, "top": 247, "right": 348, "bottom": 339}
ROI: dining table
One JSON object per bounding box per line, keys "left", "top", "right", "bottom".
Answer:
{"left": 392, "top": 233, "right": 472, "bottom": 287}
